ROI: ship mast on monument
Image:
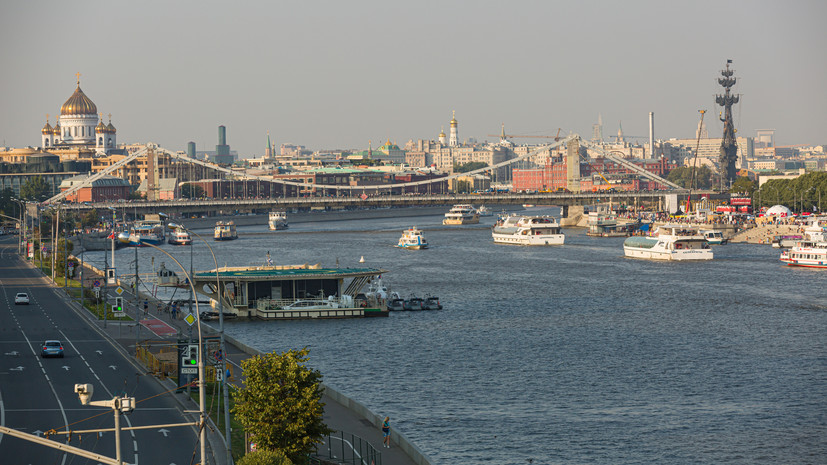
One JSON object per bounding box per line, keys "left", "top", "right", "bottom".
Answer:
{"left": 716, "top": 59, "right": 740, "bottom": 185}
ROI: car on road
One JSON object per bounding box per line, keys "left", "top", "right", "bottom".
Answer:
{"left": 41, "top": 340, "right": 64, "bottom": 358}
{"left": 14, "top": 293, "right": 29, "bottom": 305}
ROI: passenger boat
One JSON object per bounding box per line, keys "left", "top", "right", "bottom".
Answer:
{"left": 623, "top": 225, "right": 713, "bottom": 260}
{"left": 117, "top": 220, "right": 165, "bottom": 247}
{"left": 700, "top": 229, "right": 727, "bottom": 245}
{"left": 771, "top": 235, "right": 803, "bottom": 248}
{"left": 443, "top": 204, "right": 479, "bottom": 225}
{"left": 477, "top": 205, "right": 493, "bottom": 217}
{"left": 779, "top": 240, "right": 827, "bottom": 268}
{"left": 587, "top": 210, "right": 640, "bottom": 237}
{"left": 167, "top": 226, "right": 193, "bottom": 245}
{"left": 397, "top": 227, "right": 428, "bottom": 250}
{"left": 214, "top": 221, "right": 238, "bottom": 241}
{"left": 268, "top": 211, "right": 288, "bottom": 230}
{"left": 492, "top": 215, "right": 565, "bottom": 246}
{"left": 779, "top": 219, "right": 827, "bottom": 268}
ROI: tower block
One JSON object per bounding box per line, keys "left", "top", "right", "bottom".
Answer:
{"left": 566, "top": 137, "right": 581, "bottom": 193}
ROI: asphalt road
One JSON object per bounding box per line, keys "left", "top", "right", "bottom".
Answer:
{"left": 0, "top": 236, "right": 202, "bottom": 465}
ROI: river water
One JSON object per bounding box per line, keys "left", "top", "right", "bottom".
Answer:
{"left": 83, "top": 207, "right": 827, "bottom": 464}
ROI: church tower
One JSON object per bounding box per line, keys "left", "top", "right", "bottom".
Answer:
{"left": 41, "top": 115, "right": 54, "bottom": 148}
{"left": 438, "top": 127, "right": 447, "bottom": 145}
{"left": 449, "top": 111, "right": 459, "bottom": 147}
{"left": 58, "top": 74, "right": 98, "bottom": 146}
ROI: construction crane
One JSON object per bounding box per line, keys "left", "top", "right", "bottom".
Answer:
{"left": 488, "top": 127, "right": 562, "bottom": 141}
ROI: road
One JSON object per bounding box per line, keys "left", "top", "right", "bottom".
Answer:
{"left": 0, "top": 235, "right": 202, "bottom": 465}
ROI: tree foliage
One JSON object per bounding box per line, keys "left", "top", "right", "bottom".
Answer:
{"left": 453, "top": 161, "right": 488, "bottom": 173}
{"left": 232, "top": 348, "right": 332, "bottom": 463}
{"left": 454, "top": 180, "right": 471, "bottom": 193}
{"left": 0, "top": 188, "right": 20, "bottom": 219}
{"left": 181, "top": 184, "right": 205, "bottom": 199}
{"left": 757, "top": 172, "right": 827, "bottom": 212}
{"left": 237, "top": 449, "right": 293, "bottom": 465}
{"left": 729, "top": 176, "right": 756, "bottom": 195}
{"left": 667, "top": 166, "right": 713, "bottom": 189}
{"left": 20, "top": 176, "right": 51, "bottom": 202}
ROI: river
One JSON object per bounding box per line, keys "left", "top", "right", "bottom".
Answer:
{"left": 81, "top": 207, "right": 827, "bottom": 464}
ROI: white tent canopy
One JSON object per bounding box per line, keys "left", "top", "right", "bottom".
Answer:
{"left": 765, "top": 205, "right": 793, "bottom": 216}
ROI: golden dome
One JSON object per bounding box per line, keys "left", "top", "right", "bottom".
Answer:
{"left": 42, "top": 120, "right": 53, "bottom": 134}
{"left": 96, "top": 120, "right": 107, "bottom": 133}
{"left": 450, "top": 110, "right": 457, "bottom": 125}
{"left": 106, "top": 121, "right": 116, "bottom": 133}
{"left": 60, "top": 85, "right": 97, "bottom": 116}
{"left": 52, "top": 122, "right": 61, "bottom": 135}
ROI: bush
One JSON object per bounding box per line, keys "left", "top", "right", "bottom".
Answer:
{"left": 237, "top": 449, "right": 293, "bottom": 465}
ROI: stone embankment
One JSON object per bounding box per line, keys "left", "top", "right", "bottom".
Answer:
{"left": 729, "top": 224, "right": 805, "bottom": 245}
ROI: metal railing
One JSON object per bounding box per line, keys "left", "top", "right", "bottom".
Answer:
{"left": 313, "top": 431, "right": 381, "bottom": 465}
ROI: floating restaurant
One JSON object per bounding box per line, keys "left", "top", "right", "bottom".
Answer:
{"left": 157, "top": 262, "right": 389, "bottom": 319}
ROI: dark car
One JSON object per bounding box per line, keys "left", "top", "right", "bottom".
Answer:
{"left": 41, "top": 340, "right": 64, "bottom": 358}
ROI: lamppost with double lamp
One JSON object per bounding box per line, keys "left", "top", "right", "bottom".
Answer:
{"left": 137, "top": 240, "right": 208, "bottom": 465}
{"left": 169, "top": 221, "right": 232, "bottom": 464}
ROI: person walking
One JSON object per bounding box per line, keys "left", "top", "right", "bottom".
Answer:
{"left": 381, "top": 416, "right": 391, "bottom": 448}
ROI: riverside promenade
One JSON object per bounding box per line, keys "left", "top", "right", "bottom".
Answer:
{"left": 24, "top": 248, "right": 428, "bottom": 465}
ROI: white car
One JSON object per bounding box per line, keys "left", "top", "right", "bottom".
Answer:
{"left": 15, "top": 293, "right": 29, "bottom": 305}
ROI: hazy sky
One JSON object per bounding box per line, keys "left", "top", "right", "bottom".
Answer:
{"left": 2, "top": 1, "right": 825, "bottom": 157}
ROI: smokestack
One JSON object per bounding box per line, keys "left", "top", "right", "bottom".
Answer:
{"left": 648, "top": 112, "right": 655, "bottom": 157}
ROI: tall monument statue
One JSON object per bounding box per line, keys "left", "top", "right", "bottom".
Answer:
{"left": 716, "top": 59, "right": 739, "bottom": 184}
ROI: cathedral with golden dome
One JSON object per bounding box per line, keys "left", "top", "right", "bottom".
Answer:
{"left": 40, "top": 74, "right": 118, "bottom": 155}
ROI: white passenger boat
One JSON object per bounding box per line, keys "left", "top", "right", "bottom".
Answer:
{"left": 623, "top": 225, "right": 713, "bottom": 260}
{"left": 779, "top": 219, "right": 827, "bottom": 268}
{"left": 492, "top": 215, "right": 565, "bottom": 245}
{"left": 477, "top": 205, "right": 493, "bottom": 217}
{"left": 214, "top": 221, "right": 238, "bottom": 241}
{"left": 397, "top": 227, "right": 428, "bottom": 250}
{"left": 167, "top": 226, "right": 192, "bottom": 245}
{"left": 443, "top": 204, "right": 479, "bottom": 225}
{"left": 117, "top": 220, "right": 165, "bottom": 247}
{"left": 268, "top": 211, "right": 288, "bottom": 230}
{"left": 700, "top": 229, "right": 727, "bottom": 245}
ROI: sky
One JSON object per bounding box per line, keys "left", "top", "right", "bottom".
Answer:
{"left": 1, "top": 1, "right": 825, "bottom": 158}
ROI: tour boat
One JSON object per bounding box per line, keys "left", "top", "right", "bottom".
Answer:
{"left": 779, "top": 241, "right": 827, "bottom": 268}
{"left": 476, "top": 205, "right": 493, "bottom": 217}
{"left": 268, "top": 211, "right": 288, "bottom": 230}
{"left": 397, "top": 227, "right": 428, "bottom": 250}
{"left": 587, "top": 211, "right": 639, "bottom": 237}
{"left": 167, "top": 226, "right": 192, "bottom": 245}
{"left": 779, "top": 219, "right": 827, "bottom": 268}
{"left": 771, "top": 235, "right": 803, "bottom": 249}
{"left": 443, "top": 204, "right": 479, "bottom": 225}
{"left": 700, "top": 229, "right": 727, "bottom": 245}
{"left": 214, "top": 221, "right": 238, "bottom": 241}
{"left": 623, "top": 225, "right": 713, "bottom": 260}
{"left": 492, "top": 215, "right": 565, "bottom": 246}
{"left": 117, "top": 220, "right": 165, "bottom": 247}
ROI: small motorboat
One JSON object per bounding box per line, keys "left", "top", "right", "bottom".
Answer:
{"left": 402, "top": 296, "right": 425, "bottom": 311}
{"left": 424, "top": 296, "right": 442, "bottom": 310}
{"left": 387, "top": 298, "right": 405, "bottom": 311}
{"left": 397, "top": 227, "right": 428, "bottom": 250}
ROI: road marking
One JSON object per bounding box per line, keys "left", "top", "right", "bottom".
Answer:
{"left": 158, "top": 428, "right": 170, "bottom": 437}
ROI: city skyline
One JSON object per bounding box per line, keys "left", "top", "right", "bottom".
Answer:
{"left": 1, "top": 1, "right": 825, "bottom": 157}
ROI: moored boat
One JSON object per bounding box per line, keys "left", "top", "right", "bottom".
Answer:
{"left": 492, "top": 215, "right": 565, "bottom": 246}
{"left": 268, "top": 211, "right": 288, "bottom": 230}
{"left": 477, "top": 205, "right": 493, "bottom": 217}
{"left": 214, "top": 221, "right": 238, "bottom": 241}
{"left": 117, "top": 220, "right": 165, "bottom": 247}
{"left": 771, "top": 235, "right": 803, "bottom": 248}
{"left": 779, "top": 219, "right": 827, "bottom": 267}
{"left": 443, "top": 204, "right": 479, "bottom": 225}
{"left": 623, "top": 225, "right": 713, "bottom": 260}
{"left": 700, "top": 229, "right": 727, "bottom": 245}
{"left": 397, "top": 227, "right": 428, "bottom": 250}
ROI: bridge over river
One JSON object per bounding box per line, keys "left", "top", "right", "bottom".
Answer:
{"left": 60, "top": 190, "right": 722, "bottom": 220}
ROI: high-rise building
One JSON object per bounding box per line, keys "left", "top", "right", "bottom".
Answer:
{"left": 756, "top": 129, "right": 775, "bottom": 148}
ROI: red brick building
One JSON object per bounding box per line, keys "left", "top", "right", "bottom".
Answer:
{"left": 513, "top": 157, "right": 677, "bottom": 192}
{"left": 59, "top": 175, "right": 133, "bottom": 202}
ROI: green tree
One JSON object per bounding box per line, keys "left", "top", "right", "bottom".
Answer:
{"left": 453, "top": 161, "right": 488, "bottom": 173}
{"left": 81, "top": 209, "right": 100, "bottom": 229}
{"left": 237, "top": 449, "right": 293, "bottom": 465}
{"left": 55, "top": 237, "right": 77, "bottom": 278}
{"left": 181, "top": 184, "right": 205, "bottom": 199}
{"left": 729, "top": 176, "right": 756, "bottom": 195}
{"left": 232, "top": 348, "right": 332, "bottom": 463}
{"left": 20, "top": 176, "right": 51, "bottom": 202}
{"left": 454, "top": 180, "right": 472, "bottom": 193}
{"left": 667, "top": 166, "right": 713, "bottom": 189}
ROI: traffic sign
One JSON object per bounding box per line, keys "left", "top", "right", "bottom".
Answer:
{"left": 184, "top": 313, "right": 196, "bottom": 326}
{"left": 181, "top": 367, "right": 198, "bottom": 374}
{"left": 93, "top": 280, "right": 101, "bottom": 287}
{"left": 94, "top": 288, "right": 100, "bottom": 298}
{"left": 215, "top": 370, "right": 223, "bottom": 381}
{"left": 115, "top": 286, "right": 124, "bottom": 295}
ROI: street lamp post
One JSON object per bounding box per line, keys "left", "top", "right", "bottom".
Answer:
{"left": 169, "top": 222, "right": 232, "bottom": 464}
{"left": 137, "top": 240, "right": 208, "bottom": 465}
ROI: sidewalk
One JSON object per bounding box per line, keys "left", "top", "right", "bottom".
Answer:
{"left": 76, "top": 262, "right": 426, "bottom": 465}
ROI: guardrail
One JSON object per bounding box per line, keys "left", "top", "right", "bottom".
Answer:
{"left": 314, "top": 431, "right": 382, "bottom": 465}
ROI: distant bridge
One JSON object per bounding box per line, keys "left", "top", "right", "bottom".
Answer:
{"left": 59, "top": 190, "right": 722, "bottom": 220}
